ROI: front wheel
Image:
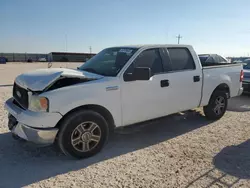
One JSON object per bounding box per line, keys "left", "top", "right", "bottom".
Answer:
{"left": 203, "top": 91, "right": 228, "bottom": 120}
{"left": 57, "top": 110, "right": 109, "bottom": 159}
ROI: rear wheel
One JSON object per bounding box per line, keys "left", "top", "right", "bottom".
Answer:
{"left": 57, "top": 110, "right": 109, "bottom": 159}
{"left": 203, "top": 91, "right": 228, "bottom": 120}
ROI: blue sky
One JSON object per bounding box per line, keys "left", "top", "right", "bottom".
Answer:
{"left": 1, "top": 0, "right": 250, "bottom": 56}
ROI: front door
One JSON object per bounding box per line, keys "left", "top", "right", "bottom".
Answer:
{"left": 120, "top": 48, "right": 170, "bottom": 126}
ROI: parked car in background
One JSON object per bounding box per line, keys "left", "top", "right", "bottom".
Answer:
{"left": 5, "top": 44, "right": 243, "bottom": 159}
{"left": 233, "top": 60, "right": 243, "bottom": 64}
{"left": 0, "top": 57, "right": 7, "bottom": 64}
{"left": 198, "top": 54, "right": 229, "bottom": 66}
{"left": 27, "top": 58, "right": 33, "bottom": 63}
{"left": 38, "top": 58, "right": 47, "bottom": 62}
{"left": 242, "top": 59, "right": 250, "bottom": 92}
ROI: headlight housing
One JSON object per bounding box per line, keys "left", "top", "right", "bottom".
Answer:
{"left": 28, "top": 95, "right": 49, "bottom": 112}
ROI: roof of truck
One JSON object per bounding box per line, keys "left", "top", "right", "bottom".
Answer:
{"left": 112, "top": 44, "right": 192, "bottom": 49}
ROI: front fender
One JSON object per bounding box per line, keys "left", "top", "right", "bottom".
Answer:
{"left": 42, "top": 82, "right": 122, "bottom": 127}
{"left": 59, "top": 99, "right": 122, "bottom": 127}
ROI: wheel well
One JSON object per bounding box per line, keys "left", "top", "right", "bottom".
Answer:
{"left": 212, "top": 83, "right": 230, "bottom": 98}
{"left": 56, "top": 105, "right": 115, "bottom": 130}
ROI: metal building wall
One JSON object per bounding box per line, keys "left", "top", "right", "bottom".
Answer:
{"left": 0, "top": 53, "right": 48, "bottom": 62}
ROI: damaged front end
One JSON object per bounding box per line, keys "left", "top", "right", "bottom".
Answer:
{"left": 45, "top": 76, "right": 97, "bottom": 92}
{"left": 12, "top": 68, "right": 103, "bottom": 110}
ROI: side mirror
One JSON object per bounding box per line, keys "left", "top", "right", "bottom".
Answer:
{"left": 124, "top": 67, "right": 151, "bottom": 81}
{"left": 134, "top": 67, "right": 151, "bottom": 80}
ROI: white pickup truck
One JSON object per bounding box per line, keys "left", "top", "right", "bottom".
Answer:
{"left": 5, "top": 45, "right": 243, "bottom": 158}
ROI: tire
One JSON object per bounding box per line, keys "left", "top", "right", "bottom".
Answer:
{"left": 203, "top": 91, "right": 228, "bottom": 120}
{"left": 57, "top": 110, "right": 109, "bottom": 159}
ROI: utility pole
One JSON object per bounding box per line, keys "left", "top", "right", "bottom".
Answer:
{"left": 176, "top": 34, "right": 182, "bottom": 44}
{"left": 65, "top": 34, "right": 68, "bottom": 68}
{"left": 89, "top": 46, "right": 92, "bottom": 54}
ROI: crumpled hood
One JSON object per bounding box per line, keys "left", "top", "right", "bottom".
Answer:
{"left": 15, "top": 68, "right": 103, "bottom": 91}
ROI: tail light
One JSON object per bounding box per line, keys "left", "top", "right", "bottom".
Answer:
{"left": 240, "top": 70, "right": 244, "bottom": 82}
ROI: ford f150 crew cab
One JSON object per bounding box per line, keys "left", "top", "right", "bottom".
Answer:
{"left": 5, "top": 44, "right": 243, "bottom": 158}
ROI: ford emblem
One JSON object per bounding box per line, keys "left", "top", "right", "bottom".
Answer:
{"left": 16, "top": 90, "right": 22, "bottom": 98}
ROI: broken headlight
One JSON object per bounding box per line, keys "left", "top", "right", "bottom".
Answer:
{"left": 28, "top": 95, "right": 49, "bottom": 112}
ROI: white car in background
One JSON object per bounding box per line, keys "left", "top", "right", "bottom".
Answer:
{"left": 38, "top": 58, "right": 47, "bottom": 62}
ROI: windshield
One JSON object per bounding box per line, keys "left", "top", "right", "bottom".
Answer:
{"left": 79, "top": 47, "right": 138, "bottom": 76}
{"left": 198, "top": 55, "right": 209, "bottom": 64}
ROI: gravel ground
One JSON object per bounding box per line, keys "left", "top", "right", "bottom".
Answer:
{"left": 0, "top": 63, "right": 250, "bottom": 188}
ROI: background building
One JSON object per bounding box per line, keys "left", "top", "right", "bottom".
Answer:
{"left": 228, "top": 57, "right": 250, "bottom": 63}
{"left": 0, "top": 53, "right": 48, "bottom": 62}
{"left": 48, "top": 52, "right": 96, "bottom": 62}
{"left": 0, "top": 52, "right": 96, "bottom": 62}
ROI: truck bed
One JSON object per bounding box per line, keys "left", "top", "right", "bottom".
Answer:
{"left": 200, "top": 63, "right": 243, "bottom": 107}
{"left": 202, "top": 62, "right": 239, "bottom": 68}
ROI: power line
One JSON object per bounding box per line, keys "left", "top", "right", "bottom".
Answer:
{"left": 176, "top": 34, "right": 182, "bottom": 44}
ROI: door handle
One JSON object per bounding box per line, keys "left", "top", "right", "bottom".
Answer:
{"left": 193, "top": 76, "right": 200, "bottom": 82}
{"left": 161, "top": 80, "right": 169, "bottom": 87}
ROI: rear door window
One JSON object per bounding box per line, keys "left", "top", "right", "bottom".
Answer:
{"left": 167, "top": 48, "right": 196, "bottom": 71}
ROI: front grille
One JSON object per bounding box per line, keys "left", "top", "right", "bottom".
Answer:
{"left": 13, "top": 99, "right": 25, "bottom": 109}
{"left": 13, "top": 83, "right": 28, "bottom": 109}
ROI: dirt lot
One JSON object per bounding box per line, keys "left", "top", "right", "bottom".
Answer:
{"left": 0, "top": 63, "right": 250, "bottom": 188}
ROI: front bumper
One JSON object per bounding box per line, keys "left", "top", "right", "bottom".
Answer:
{"left": 9, "top": 116, "right": 58, "bottom": 144}
{"left": 5, "top": 98, "right": 61, "bottom": 144}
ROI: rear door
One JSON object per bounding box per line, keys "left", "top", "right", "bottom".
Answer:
{"left": 161, "top": 47, "right": 202, "bottom": 113}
